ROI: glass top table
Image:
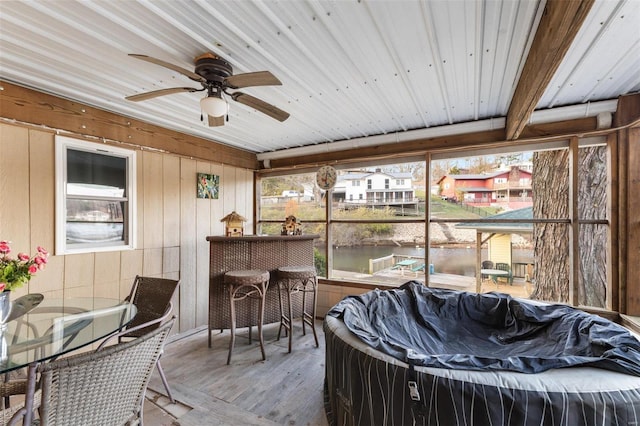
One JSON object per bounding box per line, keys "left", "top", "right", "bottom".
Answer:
{"left": 1, "top": 295, "right": 137, "bottom": 374}
{"left": 480, "top": 268, "right": 509, "bottom": 276}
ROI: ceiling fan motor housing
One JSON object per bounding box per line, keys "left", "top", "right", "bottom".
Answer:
{"left": 195, "top": 54, "right": 233, "bottom": 84}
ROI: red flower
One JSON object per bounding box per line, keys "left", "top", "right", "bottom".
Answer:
{"left": 0, "top": 242, "right": 10, "bottom": 254}
{"left": 0, "top": 241, "right": 49, "bottom": 291}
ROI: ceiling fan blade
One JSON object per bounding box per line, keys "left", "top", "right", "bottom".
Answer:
{"left": 125, "top": 87, "right": 200, "bottom": 102}
{"left": 231, "top": 92, "right": 290, "bottom": 122}
{"left": 208, "top": 114, "right": 225, "bottom": 127}
{"left": 225, "top": 71, "right": 282, "bottom": 89}
{"left": 128, "top": 54, "right": 205, "bottom": 83}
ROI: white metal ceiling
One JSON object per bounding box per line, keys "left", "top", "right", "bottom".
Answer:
{"left": 1, "top": 0, "right": 639, "bottom": 157}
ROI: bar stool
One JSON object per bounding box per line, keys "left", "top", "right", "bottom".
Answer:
{"left": 224, "top": 269, "right": 270, "bottom": 364}
{"left": 276, "top": 266, "right": 319, "bottom": 353}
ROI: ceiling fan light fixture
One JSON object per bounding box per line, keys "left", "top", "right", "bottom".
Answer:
{"left": 200, "top": 95, "right": 228, "bottom": 117}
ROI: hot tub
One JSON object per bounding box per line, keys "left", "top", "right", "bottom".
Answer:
{"left": 324, "top": 282, "right": 640, "bottom": 426}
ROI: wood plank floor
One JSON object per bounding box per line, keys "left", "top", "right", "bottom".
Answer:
{"left": 147, "top": 320, "right": 329, "bottom": 426}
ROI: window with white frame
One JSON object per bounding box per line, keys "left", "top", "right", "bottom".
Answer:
{"left": 55, "top": 136, "right": 136, "bottom": 254}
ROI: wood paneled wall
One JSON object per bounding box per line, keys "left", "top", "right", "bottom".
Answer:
{"left": 0, "top": 123, "right": 254, "bottom": 333}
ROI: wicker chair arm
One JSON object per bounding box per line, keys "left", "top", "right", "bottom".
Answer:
{"left": 97, "top": 310, "right": 174, "bottom": 351}
{"left": 0, "top": 380, "right": 27, "bottom": 398}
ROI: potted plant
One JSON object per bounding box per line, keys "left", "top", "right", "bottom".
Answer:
{"left": 0, "top": 240, "right": 49, "bottom": 329}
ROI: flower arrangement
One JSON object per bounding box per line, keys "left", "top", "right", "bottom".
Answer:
{"left": 0, "top": 240, "right": 49, "bottom": 292}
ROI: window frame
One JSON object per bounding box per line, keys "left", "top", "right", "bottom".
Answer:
{"left": 55, "top": 136, "right": 137, "bottom": 255}
{"left": 256, "top": 137, "right": 613, "bottom": 311}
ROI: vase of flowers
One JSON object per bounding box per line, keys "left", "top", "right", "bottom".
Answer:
{"left": 0, "top": 240, "right": 49, "bottom": 330}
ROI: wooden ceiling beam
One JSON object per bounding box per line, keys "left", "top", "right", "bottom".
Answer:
{"left": 0, "top": 81, "right": 259, "bottom": 170}
{"left": 505, "top": 0, "right": 595, "bottom": 141}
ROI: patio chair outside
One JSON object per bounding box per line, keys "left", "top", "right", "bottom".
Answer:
{"left": 12, "top": 317, "right": 175, "bottom": 426}
{"left": 481, "top": 260, "right": 494, "bottom": 280}
{"left": 494, "top": 262, "right": 513, "bottom": 284}
{"left": 122, "top": 275, "right": 180, "bottom": 403}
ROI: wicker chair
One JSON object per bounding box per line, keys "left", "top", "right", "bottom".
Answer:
{"left": 7, "top": 317, "right": 175, "bottom": 426}
{"left": 121, "top": 275, "right": 180, "bottom": 403}
{"left": 481, "top": 260, "right": 494, "bottom": 281}
{"left": 1, "top": 380, "right": 27, "bottom": 425}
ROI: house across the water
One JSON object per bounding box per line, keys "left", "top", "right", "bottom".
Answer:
{"left": 437, "top": 166, "right": 532, "bottom": 209}
{"left": 332, "top": 169, "right": 418, "bottom": 212}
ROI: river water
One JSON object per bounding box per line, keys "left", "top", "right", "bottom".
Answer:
{"left": 332, "top": 246, "right": 532, "bottom": 276}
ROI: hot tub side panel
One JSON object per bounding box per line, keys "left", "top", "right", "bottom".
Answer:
{"left": 323, "top": 317, "right": 640, "bottom": 426}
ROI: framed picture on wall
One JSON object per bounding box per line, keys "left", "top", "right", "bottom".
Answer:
{"left": 197, "top": 172, "right": 220, "bottom": 199}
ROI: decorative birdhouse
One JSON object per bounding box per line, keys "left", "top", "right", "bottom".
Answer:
{"left": 221, "top": 211, "right": 246, "bottom": 237}
{"left": 281, "top": 215, "right": 302, "bottom": 236}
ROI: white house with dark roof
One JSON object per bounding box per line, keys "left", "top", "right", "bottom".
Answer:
{"left": 333, "top": 169, "right": 415, "bottom": 206}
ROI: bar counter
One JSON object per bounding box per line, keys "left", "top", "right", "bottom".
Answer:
{"left": 206, "top": 235, "right": 319, "bottom": 342}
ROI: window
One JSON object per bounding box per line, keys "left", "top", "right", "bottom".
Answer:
{"left": 430, "top": 139, "right": 610, "bottom": 309}
{"left": 396, "top": 179, "right": 404, "bottom": 185}
{"left": 55, "top": 136, "right": 136, "bottom": 254}
{"left": 385, "top": 179, "right": 390, "bottom": 189}
{"left": 495, "top": 177, "right": 507, "bottom": 184}
{"left": 258, "top": 171, "right": 325, "bottom": 274}
{"left": 257, "top": 139, "right": 612, "bottom": 311}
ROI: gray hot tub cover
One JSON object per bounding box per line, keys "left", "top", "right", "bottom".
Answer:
{"left": 327, "top": 281, "right": 640, "bottom": 375}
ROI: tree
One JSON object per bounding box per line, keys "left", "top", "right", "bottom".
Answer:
{"left": 468, "top": 157, "right": 493, "bottom": 174}
{"left": 530, "top": 146, "right": 607, "bottom": 307}
{"left": 449, "top": 165, "right": 461, "bottom": 175}
{"left": 431, "top": 160, "right": 454, "bottom": 182}
{"left": 530, "top": 150, "right": 569, "bottom": 302}
{"left": 496, "top": 153, "right": 522, "bottom": 167}
{"left": 577, "top": 146, "right": 607, "bottom": 307}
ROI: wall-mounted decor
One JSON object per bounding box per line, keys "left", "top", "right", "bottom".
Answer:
{"left": 197, "top": 173, "right": 219, "bottom": 199}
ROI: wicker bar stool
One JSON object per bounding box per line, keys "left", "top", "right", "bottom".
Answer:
{"left": 224, "top": 269, "right": 270, "bottom": 364}
{"left": 276, "top": 266, "right": 319, "bottom": 353}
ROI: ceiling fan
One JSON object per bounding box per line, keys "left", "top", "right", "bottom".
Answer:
{"left": 125, "top": 53, "right": 290, "bottom": 126}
